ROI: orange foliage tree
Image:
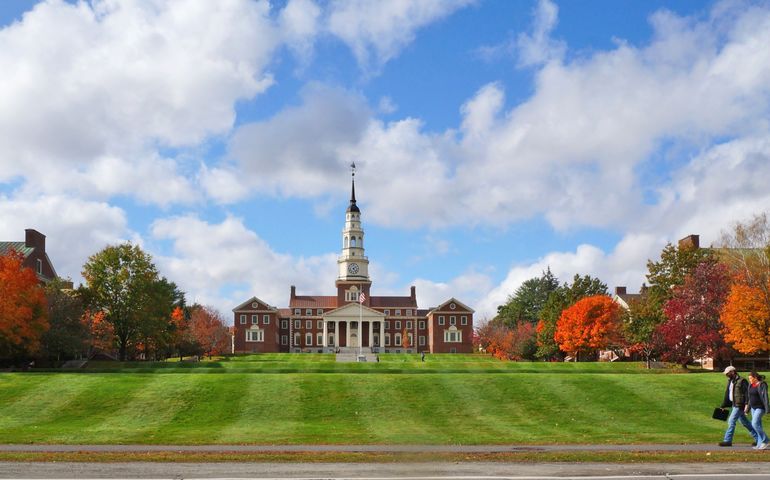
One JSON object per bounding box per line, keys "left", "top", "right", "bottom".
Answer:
{"left": 189, "top": 305, "right": 230, "bottom": 358}
{"left": 402, "top": 327, "right": 411, "bottom": 349}
{"left": 0, "top": 251, "right": 49, "bottom": 358}
{"left": 554, "top": 295, "right": 621, "bottom": 360}
{"left": 721, "top": 282, "right": 770, "bottom": 354}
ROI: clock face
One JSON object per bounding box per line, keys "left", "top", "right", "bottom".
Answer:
{"left": 348, "top": 263, "right": 360, "bottom": 274}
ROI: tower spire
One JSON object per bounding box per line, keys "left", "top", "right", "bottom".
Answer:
{"left": 347, "top": 161, "right": 359, "bottom": 213}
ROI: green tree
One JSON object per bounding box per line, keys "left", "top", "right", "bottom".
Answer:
{"left": 41, "top": 278, "right": 89, "bottom": 362}
{"left": 535, "top": 274, "right": 608, "bottom": 360}
{"left": 136, "top": 278, "right": 186, "bottom": 360}
{"left": 620, "top": 290, "right": 663, "bottom": 369}
{"left": 497, "top": 267, "right": 559, "bottom": 327}
{"left": 81, "top": 243, "right": 162, "bottom": 361}
{"left": 646, "top": 241, "right": 715, "bottom": 311}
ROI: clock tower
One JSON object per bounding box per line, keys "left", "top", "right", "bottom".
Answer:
{"left": 336, "top": 162, "right": 371, "bottom": 304}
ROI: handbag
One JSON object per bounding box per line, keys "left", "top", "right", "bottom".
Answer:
{"left": 712, "top": 407, "right": 729, "bottom": 421}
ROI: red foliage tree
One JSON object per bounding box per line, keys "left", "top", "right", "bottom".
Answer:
{"left": 477, "top": 321, "right": 536, "bottom": 360}
{"left": 554, "top": 295, "right": 621, "bottom": 360}
{"left": 189, "top": 305, "right": 230, "bottom": 358}
{"left": 658, "top": 261, "right": 730, "bottom": 367}
{"left": 0, "top": 251, "right": 49, "bottom": 357}
{"left": 83, "top": 309, "right": 115, "bottom": 354}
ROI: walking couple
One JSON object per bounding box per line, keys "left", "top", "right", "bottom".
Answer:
{"left": 719, "top": 365, "right": 770, "bottom": 449}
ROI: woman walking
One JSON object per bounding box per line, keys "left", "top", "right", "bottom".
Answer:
{"left": 747, "top": 371, "right": 770, "bottom": 450}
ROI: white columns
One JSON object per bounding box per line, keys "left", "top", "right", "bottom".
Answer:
{"left": 346, "top": 320, "right": 351, "bottom": 347}
{"left": 380, "top": 321, "right": 385, "bottom": 349}
{"left": 323, "top": 320, "right": 328, "bottom": 348}
{"left": 368, "top": 321, "right": 374, "bottom": 348}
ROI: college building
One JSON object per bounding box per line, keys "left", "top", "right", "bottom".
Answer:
{"left": 232, "top": 166, "right": 474, "bottom": 354}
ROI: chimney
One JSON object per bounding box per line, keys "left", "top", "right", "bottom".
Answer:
{"left": 25, "top": 229, "right": 46, "bottom": 252}
{"left": 290, "top": 285, "right": 296, "bottom": 299}
{"left": 614, "top": 286, "right": 627, "bottom": 296}
{"left": 410, "top": 285, "right": 416, "bottom": 301}
{"left": 678, "top": 234, "right": 700, "bottom": 250}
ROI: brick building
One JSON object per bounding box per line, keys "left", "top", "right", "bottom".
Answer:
{"left": 0, "top": 229, "right": 58, "bottom": 284}
{"left": 233, "top": 166, "right": 474, "bottom": 354}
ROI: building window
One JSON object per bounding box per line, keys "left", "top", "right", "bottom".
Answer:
{"left": 419, "top": 335, "right": 426, "bottom": 346}
{"left": 395, "top": 309, "right": 401, "bottom": 316}
{"left": 317, "top": 332, "right": 323, "bottom": 345}
{"left": 317, "top": 308, "right": 323, "bottom": 315}
{"left": 385, "top": 321, "right": 390, "bottom": 330}
{"left": 294, "top": 332, "right": 300, "bottom": 345}
{"left": 240, "top": 314, "right": 246, "bottom": 325}
{"left": 294, "top": 319, "right": 301, "bottom": 329}
{"left": 305, "top": 333, "right": 313, "bottom": 346}
{"left": 450, "top": 316, "right": 456, "bottom": 326}
{"left": 461, "top": 316, "right": 468, "bottom": 325}
{"left": 406, "top": 309, "right": 412, "bottom": 316}
{"left": 406, "top": 320, "right": 413, "bottom": 329}
{"left": 36, "top": 259, "right": 42, "bottom": 274}
{"left": 251, "top": 315, "right": 258, "bottom": 324}
{"left": 419, "top": 320, "right": 425, "bottom": 330}
{"left": 450, "top": 303, "right": 457, "bottom": 310}
{"left": 394, "top": 321, "right": 401, "bottom": 330}
{"left": 316, "top": 320, "right": 322, "bottom": 330}
{"left": 385, "top": 333, "right": 391, "bottom": 346}
{"left": 294, "top": 308, "right": 301, "bottom": 315}
{"left": 438, "top": 316, "right": 445, "bottom": 325}
{"left": 251, "top": 302, "right": 258, "bottom": 308}
{"left": 306, "top": 320, "right": 312, "bottom": 329}
{"left": 306, "top": 308, "right": 312, "bottom": 316}
{"left": 407, "top": 333, "right": 413, "bottom": 346}
{"left": 263, "top": 314, "right": 270, "bottom": 325}
{"left": 281, "top": 335, "right": 288, "bottom": 345}
{"left": 282, "top": 320, "right": 288, "bottom": 329}
{"left": 384, "top": 309, "right": 390, "bottom": 315}
{"left": 444, "top": 329, "right": 462, "bottom": 343}
{"left": 246, "top": 330, "right": 264, "bottom": 342}
{"left": 394, "top": 333, "right": 402, "bottom": 346}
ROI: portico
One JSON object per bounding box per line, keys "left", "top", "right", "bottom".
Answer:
{"left": 322, "top": 303, "right": 385, "bottom": 350}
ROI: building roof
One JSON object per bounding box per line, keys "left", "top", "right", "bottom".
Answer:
{"left": 289, "top": 296, "right": 339, "bottom": 309}
{"left": 278, "top": 308, "right": 292, "bottom": 318}
{"left": 369, "top": 296, "right": 417, "bottom": 308}
{"left": 0, "top": 242, "right": 33, "bottom": 258}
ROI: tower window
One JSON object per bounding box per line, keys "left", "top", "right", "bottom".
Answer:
{"left": 351, "top": 238, "right": 356, "bottom": 247}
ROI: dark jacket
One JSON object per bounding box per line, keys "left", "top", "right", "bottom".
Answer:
{"left": 722, "top": 374, "right": 750, "bottom": 408}
{"left": 748, "top": 381, "right": 770, "bottom": 411}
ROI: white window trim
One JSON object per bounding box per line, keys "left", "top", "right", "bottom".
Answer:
{"left": 240, "top": 314, "right": 246, "bottom": 325}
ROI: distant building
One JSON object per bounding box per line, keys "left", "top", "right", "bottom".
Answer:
{"left": 232, "top": 166, "right": 474, "bottom": 354}
{"left": 0, "top": 229, "right": 58, "bottom": 284}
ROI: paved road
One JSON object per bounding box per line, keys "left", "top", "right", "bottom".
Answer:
{"left": 2, "top": 461, "right": 770, "bottom": 479}
{"left": 0, "top": 443, "right": 759, "bottom": 452}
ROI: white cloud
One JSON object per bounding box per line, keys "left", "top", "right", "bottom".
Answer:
{"left": 150, "top": 215, "right": 337, "bottom": 320}
{"left": 279, "top": 0, "right": 322, "bottom": 66}
{"left": 0, "top": 194, "right": 131, "bottom": 283}
{"left": 326, "top": 0, "right": 474, "bottom": 74}
{"left": 516, "top": 0, "right": 565, "bottom": 67}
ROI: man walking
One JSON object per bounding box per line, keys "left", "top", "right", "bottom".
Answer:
{"left": 720, "top": 366, "right": 759, "bottom": 447}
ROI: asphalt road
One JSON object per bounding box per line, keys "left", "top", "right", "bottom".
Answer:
{"left": 2, "top": 461, "right": 770, "bottom": 479}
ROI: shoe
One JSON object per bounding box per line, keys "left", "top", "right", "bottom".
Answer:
{"left": 758, "top": 443, "right": 768, "bottom": 450}
{"left": 753, "top": 441, "right": 758, "bottom": 446}
{"left": 719, "top": 441, "right": 732, "bottom": 447}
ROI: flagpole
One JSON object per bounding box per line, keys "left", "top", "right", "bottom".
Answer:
{"left": 358, "top": 284, "right": 362, "bottom": 360}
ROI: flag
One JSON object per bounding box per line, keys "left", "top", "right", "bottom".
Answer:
{"left": 359, "top": 292, "right": 366, "bottom": 304}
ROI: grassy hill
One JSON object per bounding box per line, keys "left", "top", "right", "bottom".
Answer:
{"left": 0, "top": 355, "right": 732, "bottom": 445}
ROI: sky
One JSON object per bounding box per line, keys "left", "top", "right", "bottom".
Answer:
{"left": 1, "top": 0, "right": 769, "bottom": 323}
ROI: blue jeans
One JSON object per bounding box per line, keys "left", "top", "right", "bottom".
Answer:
{"left": 751, "top": 408, "right": 768, "bottom": 445}
{"left": 724, "top": 406, "right": 758, "bottom": 443}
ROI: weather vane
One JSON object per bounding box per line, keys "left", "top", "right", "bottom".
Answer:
{"left": 350, "top": 161, "right": 356, "bottom": 177}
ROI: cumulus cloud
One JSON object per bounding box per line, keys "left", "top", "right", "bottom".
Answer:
{"left": 326, "top": 0, "right": 475, "bottom": 74}
{"left": 150, "top": 215, "right": 338, "bottom": 319}
{"left": 516, "top": 0, "right": 565, "bottom": 67}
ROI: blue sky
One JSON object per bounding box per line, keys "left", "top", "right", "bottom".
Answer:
{"left": 1, "top": 0, "right": 769, "bottom": 321}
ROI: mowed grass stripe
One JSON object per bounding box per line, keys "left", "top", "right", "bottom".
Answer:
{"left": 0, "top": 371, "right": 730, "bottom": 445}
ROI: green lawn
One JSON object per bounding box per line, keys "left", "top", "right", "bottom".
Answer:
{"left": 0, "top": 357, "right": 733, "bottom": 445}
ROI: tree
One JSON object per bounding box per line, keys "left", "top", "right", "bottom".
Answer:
{"left": 136, "top": 278, "right": 186, "bottom": 360}
{"left": 497, "top": 268, "right": 559, "bottom": 327}
{"left": 620, "top": 291, "right": 664, "bottom": 369}
{"left": 717, "top": 212, "right": 770, "bottom": 290}
{"left": 657, "top": 261, "right": 730, "bottom": 367}
{"left": 535, "top": 274, "right": 608, "bottom": 360}
{"left": 646, "top": 241, "right": 715, "bottom": 311}
{"left": 554, "top": 295, "right": 621, "bottom": 361}
{"left": 0, "top": 251, "right": 49, "bottom": 359}
{"left": 402, "top": 327, "right": 411, "bottom": 349}
{"left": 189, "top": 305, "right": 230, "bottom": 358}
{"left": 81, "top": 243, "right": 162, "bottom": 361}
{"left": 476, "top": 321, "right": 536, "bottom": 361}
{"left": 41, "top": 278, "right": 89, "bottom": 361}
{"left": 721, "top": 282, "right": 770, "bottom": 355}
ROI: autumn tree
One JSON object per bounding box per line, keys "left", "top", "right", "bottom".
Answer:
{"left": 0, "top": 251, "right": 49, "bottom": 359}
{"left": 658, "top": 261, "right": 730, "bottom": 367}
{"left": 497, "top": 268, "right": 559, "bottom": 327}
{"left": 40, "top": 278, "right": 89, "bottom": 361}
{"left": 81, "top": 243, "right": 163, "bottom": 361}
{"left": 477, "top": 321, "right": 536, "bottom": 360}
{"left": 721, "top": 282, "right": 770, "bottom": 354}
{"left": 402, "top": 327, "right": 411, "bottom": 349}
{"left": 535, "top": 274, "right": 608, "bottom": 360}
{"left": 554, "top": 295, "right": 621, "bottom": 361}
{"left": 620, "top": 290, "right": 663, "bottom": 369}
{"left": 189, "top": 305, "right": 230, "bottom": 358}
{"left": 646, "top": 240, "right": 715, "bottom": 312}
